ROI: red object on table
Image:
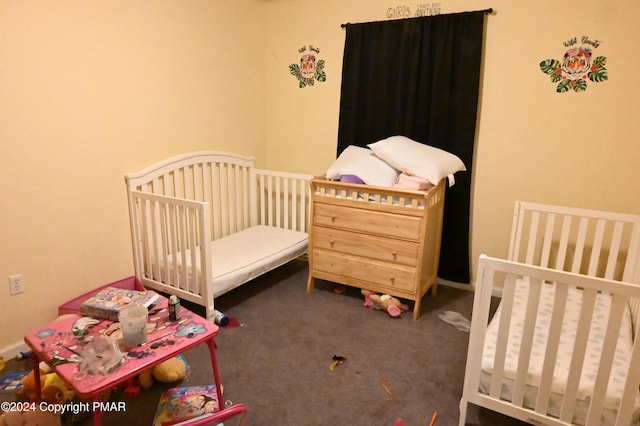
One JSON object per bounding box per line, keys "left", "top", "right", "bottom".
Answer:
{"left": 24, "top": 295, "right": 222, "bottom": 426}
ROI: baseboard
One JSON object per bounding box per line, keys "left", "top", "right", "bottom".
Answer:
{"left": 437, "top": 277, "right": 503, "bottom": 298}
{"left": 437, "top": 277, "right": 474, "bottom": 292}
{"left": 1, "top": 341, "right": 30, "bottom": 360}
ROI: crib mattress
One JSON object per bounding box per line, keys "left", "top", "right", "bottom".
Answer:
{"left": 210, "top": 225, "right": 308, "bottom": 296}
{"left": 480, "top": 278, "right": 640, "bottom": 425}
{"left": 166, "top": 225, "right": 308, "bottom": 297}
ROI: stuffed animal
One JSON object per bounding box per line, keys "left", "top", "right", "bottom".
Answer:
{"left": 138, "top": 356, "right": 187, "bottom": 389}
{"left": 17, "top": 367, "right": 74, "bottom": 404}
{"left": 361, "top": 290, "right": 408, "bottom": 317}
{"left": 0, "top": 409, "right": 61, "bottom": 426}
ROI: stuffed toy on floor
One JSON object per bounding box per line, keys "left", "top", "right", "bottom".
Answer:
{"left": 138, "top": 356, "right": 187, "bottom": 389}
{"left": 17, "top": 366, "right": 74, "bottom": 405}
{"left": 361, "top": 290, "right": 409, "bottom": 317}
{"left": 0, "top": 409, "right": 61, "bottom": 426}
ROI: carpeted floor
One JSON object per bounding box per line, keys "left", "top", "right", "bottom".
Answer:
{"left": 1, "top": 260, "right": 530, "bottom": 425}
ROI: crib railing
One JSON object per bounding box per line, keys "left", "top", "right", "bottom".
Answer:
{"left": 461, "top": 255, "right": 640, "bottom": 426}
{"left": 129, "top": 191, "right": 211, "bottom": 305}
{"left": 255, "top": 169, "right": 312, "bottom": 233}
{"left": 509, "top": 201, "right": 640, "bottom": 282}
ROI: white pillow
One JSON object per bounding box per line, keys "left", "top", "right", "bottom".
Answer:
{"left": 368, "top": 135, "right": 466, "bottom": 185}
{"left": 325, "top": 145, "right": 399, "bottom": 187}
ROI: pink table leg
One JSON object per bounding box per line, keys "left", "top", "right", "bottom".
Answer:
{"left": 92, "top": 396, "right": 104, "bottom": 426}
{"left": 31, "top": 355, "right": 41, "bottom": 401}
{"left": 205, "top": 338, "right": 224, "bottom": 409}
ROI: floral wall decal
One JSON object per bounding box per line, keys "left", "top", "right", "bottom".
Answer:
{"left": 289, "top": 45, "right": 326, "bottom": 88}
{"left": 540, "top": 37, "right": 607, "bottom": 93}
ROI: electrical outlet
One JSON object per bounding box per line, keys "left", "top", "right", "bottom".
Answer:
{"left": 9, "top": 274, "right": 24, "bottom": 295}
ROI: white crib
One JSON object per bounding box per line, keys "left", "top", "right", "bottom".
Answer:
{"left": 125, "top": 151, "right": 312, "bottom": 321}
{"left": 460, "top": 202, "right": 640, "bottom": 425}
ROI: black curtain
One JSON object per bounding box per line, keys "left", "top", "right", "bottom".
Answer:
{"left": 337, "top": 10, "right": 487, "bottom": 283}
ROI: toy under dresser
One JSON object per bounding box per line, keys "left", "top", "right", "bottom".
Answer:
{"left": 306, "top": 177, "right": 446, "bottom": 319}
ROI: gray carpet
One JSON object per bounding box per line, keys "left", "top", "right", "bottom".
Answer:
{"left": 2, "top": 260, "right": 529, "bottom": 425}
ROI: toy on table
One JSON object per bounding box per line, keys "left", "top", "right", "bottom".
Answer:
{"left": 361, "top": 290, "right": 408, "bottom": 317}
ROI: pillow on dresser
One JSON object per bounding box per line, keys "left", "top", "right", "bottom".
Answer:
{"left": 368, "top": 135, "right": 466, "bottom": 185}
{"left": 325, "top": 145, "right": 399, "bottom": 187}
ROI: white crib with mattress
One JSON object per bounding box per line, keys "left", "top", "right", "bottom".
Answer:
{"left": 125, "top": 151, "right": 312, "bottom": 322}
{"left": 460, "top": 202, "right": 640, "bottom": 425}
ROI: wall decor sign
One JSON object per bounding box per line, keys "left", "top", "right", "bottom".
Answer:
{"left": 289, "top": 45, "right": 326, "bottom": 88}
{"left": 386, "top": 3, "right": 441, "bottom": 18}
{"left": 540, "top": 36, "right": 607, "bottom": 93}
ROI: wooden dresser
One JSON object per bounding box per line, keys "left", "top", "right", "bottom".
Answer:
{"left": 306, "top": 178, "right": 446, "bottom": 319}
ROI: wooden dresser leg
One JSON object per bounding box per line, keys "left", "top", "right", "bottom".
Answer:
{"left": 413, "top": 299, "right": 421, "bottom": 320}
{"left": 307, "top": 275, "right": 315, "bottom": 293}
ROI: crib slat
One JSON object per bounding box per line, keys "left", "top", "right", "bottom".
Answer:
{"left": 571, "top": 217, "right": 588, "bottom": 274}
{"left": 193, "top": 163, "right": 203, "bottom": 201}
{"left": 508, "top": 203, "right": 526, "bottom": 262}
{"left": 604, "top": 221, "right": 624, "bottom": 280}
{"left": 511, "top": 276, "right": 542, "bottom": 406}
{"left": 234, "top": 164, "right": 242, "bottom": 231}
{"left": 220, "top": 164, "right": 230, "bottom": 236}
{"left": 177, "top": 205, "right": 189, "bottom": 289}
{"left": 258, "top": 173, "right": 266, "bottom": 226}
{"left": 489, "top": 275, "right": 516, "bottom": 398}
{"left": 139, "top": 199, "right": 153, "bottom": 281}
{"left": 150, "top": 199, "right": 163, "bottom": 283}
{"left": 211, "top": 164, "right": 221, "bottom": 240}
{"left": 587, "top": 219, "right": 606, "bottom": 277}
{"left": 585, "top": 294, "right": 626, "bottom": 426}
{"left": 275, "top": 176, "right": 282, "bottom": 227}
{"left": 535, "top": 282, "right": 568, "bottom": 415}
{"left": 290, "top": 180, "right": 297, "bottom": 231}
{"left": 158, "top": 202, "right": 169, "bottom": 285}
{"left": 525, "top": 211, "right": 540, "bottom": 265}
{"left": 555, "top": 214, "right": 572, "bottom": 273}
{"left": 268, "top": 176, "right": 275, "bottom": 226}
{"left": 187, "top": 207, "right": 197, "bottom": 294}
{"left": 464, "top": 265, "right": 496, "bottom": 398}
{"left": 167, "top": 202, "right": 178, "bottom": 287}
{"left": 539, "top": 213, "right": 555, "bottom": 269}
{"left": 559, "top": 288, "right": 597, "bottom": 422}
{"left": 283, "top": 178, "right": 289, "bottom": 229}
{"left": 616, "top": 326, "right": 640, "bottom": 425}
{"left": 242, "top": 166, "right": 250, "bottom": 228}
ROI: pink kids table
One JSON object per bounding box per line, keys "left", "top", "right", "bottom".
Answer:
{"left": 23, "top": 295, "right": 222, "bottom": 425}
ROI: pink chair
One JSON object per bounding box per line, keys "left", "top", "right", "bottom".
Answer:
{"left": 179, "top": 403, "right": 247, "bottom": 426}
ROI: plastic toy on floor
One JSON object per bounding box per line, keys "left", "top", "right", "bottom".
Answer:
{"left": 361, "top": 290, "right": 408, "bottom": 317}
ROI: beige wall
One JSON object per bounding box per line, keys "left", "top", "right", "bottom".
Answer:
{"left": 0, "top": 1, "right": 267, "bottom": 347}
{"left": 2, "top": 0, "right": 639, "bottom": 349}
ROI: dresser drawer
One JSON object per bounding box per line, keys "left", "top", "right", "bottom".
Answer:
{"left": 312, "top": 249, "right": 416, "bottom": 292}
{"left": 313, "top": 203, "right": 421, "bottom": 240}
{"left": 312, "top": 226, "right": 418, "bottom": 266}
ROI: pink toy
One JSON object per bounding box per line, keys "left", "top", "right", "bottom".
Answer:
{"left": 361, "top": 290, "right": 408, "bottom": 317}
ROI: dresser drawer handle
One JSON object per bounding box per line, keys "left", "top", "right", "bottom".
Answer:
{"left": 331, "top": 215, "right": 337, "bottom": 222}
{"left": 330, "top": 239, "right": 335, "bottom": 247}
{"left": 390, "top": 277, "right": 395, "bottom": 285}
{"left": 391, "top": 251, "right": 397, "bottom": 259}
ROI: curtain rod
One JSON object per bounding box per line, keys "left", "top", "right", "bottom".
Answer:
{"left": 340, "top": 8, "right": 493, "bottom": 28}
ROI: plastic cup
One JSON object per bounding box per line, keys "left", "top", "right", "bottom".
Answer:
{"left": 118, "top": 306, "right": 148, "bottom": 348}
